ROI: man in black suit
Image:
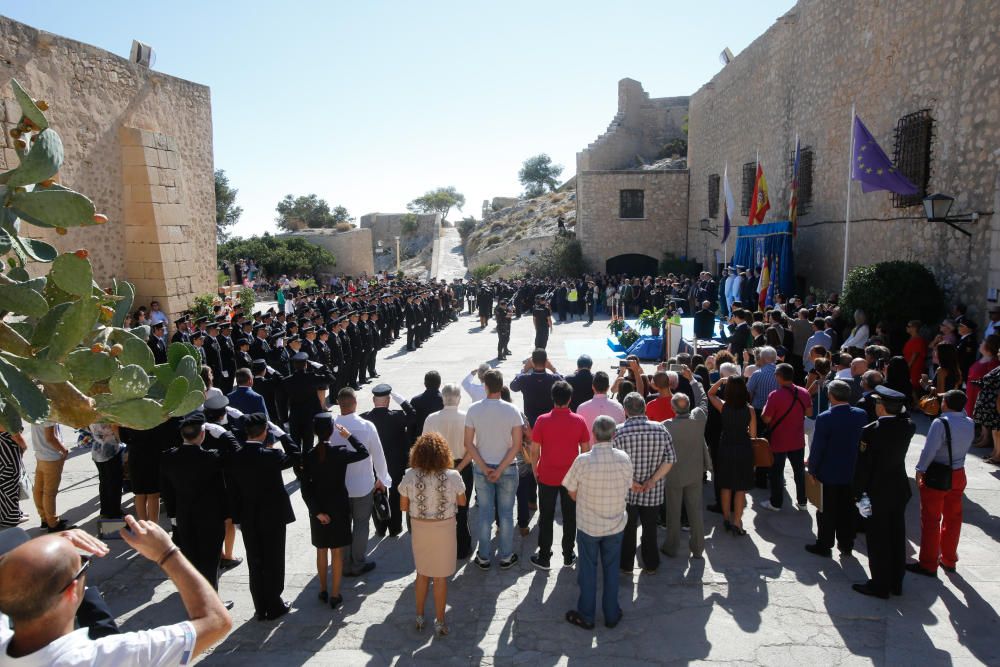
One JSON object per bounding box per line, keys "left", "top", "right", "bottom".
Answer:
{"left": 159, "top": 413, "right": 233, "bottom": 602}
{"left": 693, "top": 300, "right": 717, "bottom": 341}
{"left": 171, "top": 317, "right": 190, "bottom": 344}
{"left": 361, "top": 383, "right": 416, "bottom": 536}
{"left": 564, "top": 355, "right": 595, "bottom": 412}
{"left": 280, "top": 352, "right": 332, "bottom": 452}
{"left": 226, "top": 413, "right": 296, "bottom": 621}
{"left": 250, "top": 324, "right": 270, "bottom": 361}
{"left": 147, "top": 321, "right": 168, "bottom": 364}
{"left": 851, "top": 386, "right": 916, "bottom": 599}
{"left": 215, "top": 322, "right": 237, "bottom": 393}
{"left": 408, "top": 370, "right": 444, "bottom": 443}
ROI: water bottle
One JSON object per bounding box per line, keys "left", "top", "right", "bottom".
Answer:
{"left": 856, "top": 493, "right": 872, "bottom": 518}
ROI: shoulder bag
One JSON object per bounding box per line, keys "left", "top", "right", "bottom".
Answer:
{"left": 923, "top": 418, "right": 953, "bottom": 491}
{"left": 752, "top": 387, "right": 805, "bottom": 468}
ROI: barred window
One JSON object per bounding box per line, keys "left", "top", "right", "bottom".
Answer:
{"left": 892, "top": 109, "right": 934, "bottom": 208}
{"left": 788, "top": 146, "right": 814, "bottom": 216}
{"left": 619, "top": 189, "right": 644, "bottom": 219}
{"left": 708, "top": 174, "right": 720, "bottom": 218}
{"left": 741, "top": 162, "right": 756, "bottom": 216}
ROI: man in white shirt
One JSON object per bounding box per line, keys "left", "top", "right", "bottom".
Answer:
{"left": 464, "top": 370, "right": 524, "bottom": 569}
{"left": 29, "top": 420, "right": 70, "bottom": 532}
{"left": 423, "top": 383, "right": 473, "bottom": 558}
{"left": 461, "top": 364, "right": 490, "bottom": 403}
{"left": 333, "top": 387, "right": 391, "bottom": 576}
{"left": 575, "top": 372, "right": 626, "bottom": 443}
{"left": 0, "top": 517, "right": 231, "bottom": 665}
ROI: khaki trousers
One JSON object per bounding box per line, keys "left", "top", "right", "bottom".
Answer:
{"left": 33, "top": 458, "right": 64, "bottom": 528}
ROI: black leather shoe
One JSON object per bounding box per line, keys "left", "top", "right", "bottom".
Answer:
{"left": 267, "top": 601, "right": 291, "bottom": 620}
{"left": 906, "top": 562, "right": 937, "bottom": 578}
{"left": 804, "top": 544, "right": 832, "bottom": 558}
{"left": 852, "top": 583, "right": 889, "bottom": 599}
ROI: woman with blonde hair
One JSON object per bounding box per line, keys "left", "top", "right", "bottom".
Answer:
{"left": 399, "top": 432, "right": 467, "bottom": 636}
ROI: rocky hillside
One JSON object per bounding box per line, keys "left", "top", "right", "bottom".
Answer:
{"left": 464, "top": 190, "right": 576, "bottom": 277}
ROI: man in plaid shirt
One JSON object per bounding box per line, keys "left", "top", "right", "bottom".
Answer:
{"left": 614, "top": 392, "right": 676, "bottom": 574}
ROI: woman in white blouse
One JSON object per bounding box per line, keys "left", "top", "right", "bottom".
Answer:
{"left": 399, "top": 433, "right": 467, "bottom": 636}
{"left": 842, "top": 309, "right": 870, "bottom": 351}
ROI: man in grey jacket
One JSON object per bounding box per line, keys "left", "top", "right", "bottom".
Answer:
{"left": 661, "top": 371, "right": 713, "bottom": 559}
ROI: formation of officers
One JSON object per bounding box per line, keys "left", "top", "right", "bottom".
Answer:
{"left": 143, "top": 277, "right": 464, "bottom": 620}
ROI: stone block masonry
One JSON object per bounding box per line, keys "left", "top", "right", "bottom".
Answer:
{"left": 0, "top": 15, "right": 216, "bottom": 320}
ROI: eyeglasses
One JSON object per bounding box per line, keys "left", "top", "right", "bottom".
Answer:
{"left": 61, "top": 555, "right": 91, "bottom": 593}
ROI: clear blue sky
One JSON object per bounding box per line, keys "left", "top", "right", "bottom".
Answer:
{"left": 6, "top": 1, "right": 795, "bottom": 238}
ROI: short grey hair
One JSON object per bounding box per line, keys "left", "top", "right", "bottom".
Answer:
{"left": 758, "top": 346, "right": 777, "bottom": 364}
{"left": 666, "top": 371, "right": 679, "bottom": 390}
{"left": 592, "top": 415, "right": 618, "bottom": 443}
{"left": 476, "top": 363, "right": 490, "bottom": 379}
{"left": 719, "top": 362, "right": 739, "bottom": 378}
{"left": 623, "top": 392, "right": 647, "bottom": 417}
{"left": 827, "top": 379, "right": 852, "bottom": 402}
{"left": 442, "top": 383, "right": 461, "bottom": 406}
{"left": 861, "top": 370, "right": 883, "bottom": 390}
{"left": 671, "top": 392, "right": 691, "bottom": 415}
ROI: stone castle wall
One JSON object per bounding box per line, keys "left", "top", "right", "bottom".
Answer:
{"left": 0, "top": 16, "right": 215, "bottom": 318}
{"left": 577, "top": 170, "right": 689, "bottom": 272}
{"left": 685, "top": 0, "right": 1000, "bottom": 316}
{"left": 277, "top": 228, "right": 374, "bottom": 278}
{"left": 359, "top": 211, "right": 440, "bottom": 256}
{"left": 577, "top": 79, "right": 689, "bottom": 172}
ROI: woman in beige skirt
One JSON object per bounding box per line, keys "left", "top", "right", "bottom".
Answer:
{"left": 399, "top": 433, "right": 467, "bottom": 636}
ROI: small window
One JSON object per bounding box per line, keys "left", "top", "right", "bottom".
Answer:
{"left": 788, "top": 146, "right": 814, "bottom": 216}
{"left": 619, "top": 189, "right": 644, "bottom": 219}
{"left": 741, "top": 162, "right": 756, "bottom": 216}
{"left": 708, "top": 174, "right": 720, "bottom": 219}
{"left": 892, "top": 109, "right": 934, "bottom": 208}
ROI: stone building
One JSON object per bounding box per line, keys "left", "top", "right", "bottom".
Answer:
{"left": 359, "top": 211, "right": 440, "bottom": 272}
{"left": 277, "top": 228, "right": 374, "bottom": 278}
{"left": 577, "top": 0, "right": 1000, "bottom": 319}
{"left": 0, "top": 16, "right": 216, "bottom": 318}
{"left": 575, "top": 79, "right": 689, "bottom": 272}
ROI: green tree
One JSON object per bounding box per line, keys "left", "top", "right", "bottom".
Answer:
{"left": 519, "top": 154, "right": 564, "bottom": 198}
{"left": 841, "top": 261, "right": 945, "bottom": 333}
{"left": 407, "top": 186, "right": 465, "bottom": 221}
{"left": 275, "top": 194, "right": 352, "bottom": 231}
{"left": 525, "top": 236, "right": 589, "bottom": 278}
{"left": 215, "top": 169, "right": 243, "bottom": 243}
{"left": 219, "top": 234, "right": 336, "bottom": 277}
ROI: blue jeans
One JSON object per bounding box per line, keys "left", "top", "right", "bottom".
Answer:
{"left": 474, "top": 465, "right": 518, "bottom": 561}
{"left": 576, "top": 530, "right": 623, "bottom": 625}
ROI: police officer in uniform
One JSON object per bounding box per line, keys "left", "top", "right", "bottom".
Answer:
{"left": 852, "top": 385, "right": 916, "bottom": 599}
{"left": 216, "top": 321, "right": 237, "bottom": 393}
{"left": 267, "top": 332, "right": 290, "bottom": 378}
{"left": 495, "top": 298, "right": 512, "bottom": 360}
{"left": 361, "top": 383, "right": 416, "bottom": 536}
{"left": 346, "top": 311, "right": 363, "bottom": 389}
{"left": 225, "top": 413, "right": 296, "bottom": 621}
{"left": 159, "top": 413, "right": 234, "bottom": 604}
{"left": 250, "top": 324, "right": 271, "bottom": 361}
{"left": 405, "top": 295, "right": 419, "bottom": 351}
{"left": 532, "top": 295, "right": 553, "bottom": 350}
{"left": 280, "top": 352, "right": 332, "bottom": 452}
{"left": 236, "top": 338, "right": 253, "bottom": 372}
{"left": 148, "top": 321, "right": 168, "bottom": 364}
{"left": 171, "top": 317, "right": 190, "bottom": 344}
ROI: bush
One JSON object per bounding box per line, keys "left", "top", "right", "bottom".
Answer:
{"left": 471, "top": 263, "right": 502, "bottom": 280}
{"left": 486, "top": 234, "right": 502, "bottom": 247}
{"left": 524, "top": 236, "right": 589, "bottom": 278}
{"left": 190, "top": 293, "right": 217, "bottom": 319}
{"left": 458, "top": 217, "right": 477, "bottom": 239}
{"left": 399, "top": 214, "right": 420, "bottom": 236}
{"left": 841, "top": 261, "right": 945, "bottom": 331}
{"left": 219, "top": 235, "right": 336, "bottom": 277}
{"left": 237, "top": 287, "right": 255, "bottom": 314}
{"left": 335, "top": 222, "right": 353, "bottom": 232}
{"left": 659, "top": 252, "right": 701, "bottom": 277}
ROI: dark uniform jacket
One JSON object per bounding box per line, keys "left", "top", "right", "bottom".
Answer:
{"left": 225, "top": 440, "right": 296, "bottom": 526}
{"left": 361, "top": 403, "right": 416, "bottom": 477}
{"left": 148, "top": 335, "right": 167, "bottom": 365}
{"left": 853, "top": 414, "right": 916, "bottom": 513}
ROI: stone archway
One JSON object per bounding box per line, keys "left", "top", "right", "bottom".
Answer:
{"left": 605, "top": 253, "right": 658, "bottom": 277}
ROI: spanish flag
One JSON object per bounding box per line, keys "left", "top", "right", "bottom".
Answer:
{"left": 748, "top": 162, "right": 770, "bottom": 226}
{"left": 757, "top": 257, "right": 770, "bottom": 310}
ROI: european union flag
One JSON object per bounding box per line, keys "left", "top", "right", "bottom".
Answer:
{"left": 852, "top": 115, "right": 918, "bottom": 195}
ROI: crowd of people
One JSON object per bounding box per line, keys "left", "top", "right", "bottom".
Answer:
{"left": 0, "top": 265, "right": 994, "bottom": 661}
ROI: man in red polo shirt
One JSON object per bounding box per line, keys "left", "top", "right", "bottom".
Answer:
{"left": 530, "top": 380, "right": 591, "bottom": 569}
{"left": 645, "top": 370, "right": 677, "bottom": 422}
{"left": 760, "top": 363, "right": 813, "bottom": 511}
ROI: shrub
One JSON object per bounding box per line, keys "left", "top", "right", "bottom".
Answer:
{"left": 399, "top": 213, "right": 420, "bottom": 236}
{"left": 841, "top": 261, "right": 945, "bottom": 332}
{"left": 238, "top": 286, "right": 255, "bottom": 313}
{"left": 471, "top": 263, "right": 502, "bottom": 280}
{"left": 190, "top": 293, "right": 217, "bottom": 319}
{"left": 486, "top": 234, "right": 502, "bottom": 247}
{"left": 457, "top": 217, "right": 477, "bottom": 239}
{"left": 335, "top": 222, "right": 353, "bottom": 232}
{"left": 525, "top": 236, "right": 589, "bottom": 278}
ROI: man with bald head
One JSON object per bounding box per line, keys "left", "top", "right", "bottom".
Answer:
{"left": 0, "top": 516, "right": 231, "bottom": 663}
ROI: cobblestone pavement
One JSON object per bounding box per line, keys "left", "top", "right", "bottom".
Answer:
{"left": 16, "top": 310, "right": 1000, "bottom": 665}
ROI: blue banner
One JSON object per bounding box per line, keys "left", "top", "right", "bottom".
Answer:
{"left": 732, "top": 220, "right": 796, "bottom": 300}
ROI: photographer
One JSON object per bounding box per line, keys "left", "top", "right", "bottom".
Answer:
{"left": 0, "top": 517, "right": 231, "bottom": 664}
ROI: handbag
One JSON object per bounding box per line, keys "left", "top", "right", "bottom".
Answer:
{"left": 751, "top": 437, "right": 774, "bottom": 467}
{"left": 372, "top": 488, "right": 391, "bottom": 523}
{"left": 923, "top": 418, "right": 954, "bottom": 491}
{"left": 17, "top": 466, "right": 31, "bottom": 501}
{"left": 919, "top": 394, "right": 941, "bottom": 417}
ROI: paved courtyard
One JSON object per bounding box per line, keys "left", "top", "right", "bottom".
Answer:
{"left": 17, "top": 310, "right": 1000, "bottom": 665}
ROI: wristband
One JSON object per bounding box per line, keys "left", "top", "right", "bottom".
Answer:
{"left": 157, "top": 545, "right": 180, "bottom": 567}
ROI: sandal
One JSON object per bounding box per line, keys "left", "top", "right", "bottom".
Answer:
{"left": 732, "top": 524, "right": 748, "bottom": 536}
{"left": 565, "top": 610, "right": 595, "bottom": 630}
{"left": 434, "top": 619, "right": 449, "bottom": 636}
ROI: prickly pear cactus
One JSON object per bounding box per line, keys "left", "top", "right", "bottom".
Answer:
{"left": 0, "top": 79, "right": 203, "bottom": 432}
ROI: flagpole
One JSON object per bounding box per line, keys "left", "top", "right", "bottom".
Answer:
{"left": 723, "top": 161, "right": 728, "bottom": 270}
{"left": 842, "top": 103, "right": 855, "bottom": 290}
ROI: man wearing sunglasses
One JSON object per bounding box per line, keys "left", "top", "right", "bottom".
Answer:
{"left": 0, "top": 515, "right": 231, "bottom": 664}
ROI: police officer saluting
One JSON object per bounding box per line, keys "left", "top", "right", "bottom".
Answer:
{"left": 852, "top": 385, "right": 916, "bottom": 599}
{"left": 280, "top": 352, "right": 332, "bottom": 452}
{"left": 361, "top": 383, "right": 416, "bottom": 537}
